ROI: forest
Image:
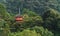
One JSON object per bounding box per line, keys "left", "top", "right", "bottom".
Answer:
{"left": 0, "top": 0, "right": 60, "bottom": 36}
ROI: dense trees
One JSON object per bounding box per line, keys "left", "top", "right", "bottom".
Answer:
{"left": 9, "top": 26, "right": 54, "bottom": 36}
{"left": 0, "top": 4, "right": 11, "bottom": 20}
{"left": 1, "top": 0, "right": 60, "bottom": 15}
{"left": 42, "top": 9, "right": 60, "bottom": 30}
{"left": 42, "top": 9, "right": 60, "bottom": 36}
{"left": 0, "top": 2, "right": 60, "bottom": 36}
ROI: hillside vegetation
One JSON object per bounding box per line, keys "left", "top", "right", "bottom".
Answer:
{"left": 0, "top": 0, "right": 60, "bottom": 15}
{"left": 0, "top": 0, "right": 60, "bottom": 36}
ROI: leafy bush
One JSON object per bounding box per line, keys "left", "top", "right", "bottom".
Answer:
{"left": 30, "top": 26, "right": 54, "bottom": 36}
{"left": 8, "top": 29, "right": 41, "bottom": 36}
{"left": 8, "top": 26, "right": 54, "bottom": 36}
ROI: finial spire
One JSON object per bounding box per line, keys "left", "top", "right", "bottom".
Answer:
{"left": 19, "top": 8, "right": 20, "bottom": 15}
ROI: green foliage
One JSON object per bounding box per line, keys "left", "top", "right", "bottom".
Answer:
{"left": 42, "top": 9, "right": 60, "bottom": 29}
{"left": 22, "top": 8, "right": 38, "bottom": 17}
{"left": 11, "top": 10, "right": 43, "bottom": 31}
{"left": 8, "top": 26, "right": 54, "bottom": 36}
{"left": 2, "top": 0, "right": 60, "bottom": 15}
{"left": 31, "top": 26, "right": 54, "bottom": 36}
{"left": 42, "top": 9, "right": 60, "bottom": 36}
{"left": 0, "top": 3, "right": 60, "bottom": 36}
{"left": 9, "top": 29, "right": 41, "bottom": 36}
{"left": 0, "top": 19, "right": 5, "bottom": 27}
{"left": 0, "top": 4, "right": 11, "bottom": 20}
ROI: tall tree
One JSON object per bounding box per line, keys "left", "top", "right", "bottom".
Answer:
{"left": 42, "top": 8, "right": 60, "bottom": 32}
